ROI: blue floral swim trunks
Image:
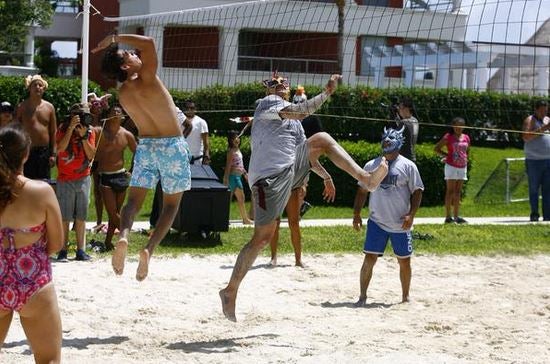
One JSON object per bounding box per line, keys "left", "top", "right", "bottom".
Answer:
{"left": 130, "top": 136, "right": 191, "bottom": 194}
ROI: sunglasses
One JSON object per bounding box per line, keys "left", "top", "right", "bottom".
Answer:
{"left": 264, "top": 77, "right": 289, "bottom": 88}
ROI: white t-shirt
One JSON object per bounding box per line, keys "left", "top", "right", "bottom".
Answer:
{"left": 359, "top": 155, "right": 424, "bottom": 233}
{"left": 184, "top": 115, "right": 209, "bottom": 158}
{"left": 248, "top": 94, "right": 305, "bottom": 185}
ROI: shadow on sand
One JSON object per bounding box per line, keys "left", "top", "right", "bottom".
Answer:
{"left": 320, "top": 301, "right": 396, "bottom": 309}
{"left": 166, "top": 333, "right": 279, "bottom": 354}
{"left": 3, "top": 335, "right": 129, "bottom": 353}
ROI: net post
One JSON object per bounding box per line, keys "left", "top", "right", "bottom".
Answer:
{"left": 81, "top": 0, "right": 91, "bottom": 104}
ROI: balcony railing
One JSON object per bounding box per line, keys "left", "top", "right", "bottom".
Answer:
{"left": 407, "top": 0, "right": 461, "bottom": 12}
{"left": 238, "top": 55, "right": 339, "bottom": 74}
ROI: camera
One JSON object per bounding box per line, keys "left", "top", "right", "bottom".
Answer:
{"left": 72, "top": 112, "right": 94, "bottom": 127}
{"left": 381, "top": 97, "right": 401, "bottom": 120}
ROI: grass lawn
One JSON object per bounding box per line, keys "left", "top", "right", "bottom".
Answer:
{"left": 75, "top": 143, "right": 550, "bottom": 258}
{"left": 225, "top": 145, "right": 530, "bottom": 220}
{"left": 86, "top": 223, "right": 550, "bottom": 259}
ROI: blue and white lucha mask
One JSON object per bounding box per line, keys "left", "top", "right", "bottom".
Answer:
{"left": 381, "top": 126, "right": 405, "bottom": 154}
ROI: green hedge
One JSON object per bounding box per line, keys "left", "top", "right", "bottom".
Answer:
{"left": 2, "top": 77, "right": 542, "bottom": 144}
{"left": 167, "top": 84, "right": 541, "bottom": 144}
{"left": 207, "top": 135, "right": 466, "bottom": 207}
{"left": 0, "top": 76, "right": 101, "bottom": 122}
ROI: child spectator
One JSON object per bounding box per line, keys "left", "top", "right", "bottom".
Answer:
{"left": 223, "top": 131, "right": 252, "bottom": 225}
{"left": 434, "top": 117, "right": 470, "bottom": 224}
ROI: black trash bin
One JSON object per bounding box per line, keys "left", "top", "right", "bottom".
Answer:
{"left": 171, "top": 164, "right": 230, "bottom": 237}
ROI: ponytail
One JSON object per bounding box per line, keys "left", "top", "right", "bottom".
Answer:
{"left": 0, "top": 124, "right": 30, "bottom": 212}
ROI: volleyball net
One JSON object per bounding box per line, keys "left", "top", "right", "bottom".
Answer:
{"left": 96, "top": 0, "right": 549, "bottom": 141}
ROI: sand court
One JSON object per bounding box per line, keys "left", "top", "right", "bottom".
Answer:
{"left": 2, "top": 254, "right": 549, "bottom": 363}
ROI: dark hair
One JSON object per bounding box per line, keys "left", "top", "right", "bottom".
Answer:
{"left": 184, "top": 100, "right": 195, "bottom": 110}
{"left": 0, "top": 101, "right": 14, "bottom": 113}
{"left": 399, "top": 96, "right": 414, "bottom": 109}
{"left": 227, "top": 130, "right": 239, "bottom": 149}
{"left": 101, "top": 44, "right": 127, "bottom": 83}
{"left": 451, "top": 117, "right": 465, "bottom": 125}
{"left": 0, "top": 124, "right": 31, "bottom": 211}
{"left": 534, "top": 100, "right": 548, "bottom": 109}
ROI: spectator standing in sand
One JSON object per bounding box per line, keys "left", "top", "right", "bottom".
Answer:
{"left": 87, "top": 92, "right": 112, "bottom": 233}
{"left": 269, "top": 90, "right": 334, "bottom": 268}
{"left": 16, "top": 75, "right": 57, "bottom": 180}
{"left": 93, "top": 33, "right": 191, "bottom": 281}
{"left": 0, "top": 124, "right": 63, "bottom": 363}
{"left": 94, "top": 105, "right": 137, "bottom": 251}
{"left": 55, "top": 104, "right": 96, "bottom": 262}
{"left": 352, "top": 127, "right": 423, "bottom": 305}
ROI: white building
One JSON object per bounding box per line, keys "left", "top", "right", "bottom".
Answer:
{"left": 112, "top": 0, "right": 469, "bottom": 90}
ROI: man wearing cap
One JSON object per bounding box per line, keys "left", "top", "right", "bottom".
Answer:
{"left": 55, "top": 103, "right": 96, "bottom": 262}
{"left": 352, "top": 127, "right": 424, "bottom": 305}
{"left": 16, "top": 74, "right": 57, "bottom": 180}
{"left": 219, "top": 72, "right": 389, "bottom": 322}
{"left": 0, "top": 101, "right": 14, "bottom": 128}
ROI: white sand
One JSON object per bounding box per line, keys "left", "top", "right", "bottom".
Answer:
{"left": 2, "top": 254, "right": 549, "bottom": 363}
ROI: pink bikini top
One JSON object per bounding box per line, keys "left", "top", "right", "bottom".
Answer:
{"left": 0, "top": 222, "right": 52, "bottom": 311}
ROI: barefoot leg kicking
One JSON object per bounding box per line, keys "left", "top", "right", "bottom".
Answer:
{"left": 221, "top": 73, "right": 388, "bottom": 321}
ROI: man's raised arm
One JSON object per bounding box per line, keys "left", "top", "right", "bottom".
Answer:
{"left": 92, "top": 34, "right": 158, "bottom": 77}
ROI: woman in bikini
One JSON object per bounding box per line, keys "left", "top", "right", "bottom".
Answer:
{"left": 0, "top": 124, "right": 63, "bottom": 363}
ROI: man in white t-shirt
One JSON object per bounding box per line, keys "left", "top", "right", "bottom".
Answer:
{"left": 182, "top": 100, "right": 210, "bottom": 164}
{"left": 352, "top": 126, "right": 424, "bottom": 305}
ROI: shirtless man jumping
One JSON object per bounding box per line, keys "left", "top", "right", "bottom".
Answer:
{"left": 220, "top": 72, "right": 389, "bottom": 321}
{"left": 93, "top": 34, "right": 191, "bottom": 281}
{"left": 16, "top": 75, "right": 57, "bottom": 180}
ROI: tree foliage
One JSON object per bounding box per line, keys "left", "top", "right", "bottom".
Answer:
{"left": 0, "top": 0, "right": 55, "bottom": 56}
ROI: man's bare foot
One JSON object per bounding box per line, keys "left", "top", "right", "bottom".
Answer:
{"left": 363, "top": 157, "right": 388, "bottom": 191}
{"left": 219, "top": 289, "right": 237, "bottom": 322}
{"left": 269, "top": 258, "right": 277, "bottom": 267}
{"left": 111, "top": 238, "right": 128, "bottom": 275}
{"left": 295, "top": 261, "right": 304, "bottom": 268}
{"left": 243, "top": 219, "right": 253, "bottom": 225}
{"left": 136, "top": 249, "right": 150, "bottom": 281}
{"left": 401, "top": 295, "right": 410, "bottom": 303}
{"left": 354, "top": 296, "right": 367, "bottom": 307}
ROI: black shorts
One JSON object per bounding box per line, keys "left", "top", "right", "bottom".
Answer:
{"left": 23, "top": 146, "right": 50, "bottom": 180}
{"left": 99, "top": 171, "right": 130, "bottom": 192}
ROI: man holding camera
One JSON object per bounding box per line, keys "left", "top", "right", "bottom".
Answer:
{"left": 55, "top": 103, "right": 96, "bottom": 262}
{"left": 391, "top": 97, "right": 419, "bottom": 162}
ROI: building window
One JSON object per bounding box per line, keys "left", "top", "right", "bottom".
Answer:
{"left": 163, "top": 27, "right": 219, "bottom": 69}
{"left": 54, "top": 1, "right": 79, "bottom": 13}
{"left": 238, "top": 30, "right": 339, "bottom": 74}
